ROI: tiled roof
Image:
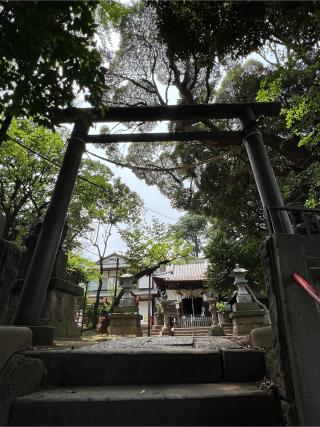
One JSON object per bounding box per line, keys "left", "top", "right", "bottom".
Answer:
{"left": 132, "top": 288, "right": 159, "bottom": 296}
{"left": 153, "top": 259, "right": 208, "bottom": 282}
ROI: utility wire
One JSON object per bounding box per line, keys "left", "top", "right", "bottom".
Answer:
{"left": 6, "top": 133, "right": 181, "bottom": 223}
{"left": 85, "top": 150, "right": 179, "bottom": 222}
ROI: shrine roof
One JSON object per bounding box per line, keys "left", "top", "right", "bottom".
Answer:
{"left": 153, "top": 259, "right": 208, "bottom": 283}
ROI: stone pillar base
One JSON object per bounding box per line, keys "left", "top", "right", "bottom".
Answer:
{"left": 231, "top": 302, "right": 268, "bottom": 335}
{"left": 208, "top": 325, "right": 225, "bottom": 336}
{"left": 161, "top": 325, "right": 169, "bottom": 336}
{"left": 108, "top": 305, "right": 142, "bottom": 337}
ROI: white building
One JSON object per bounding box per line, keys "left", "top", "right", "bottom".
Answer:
{"left": 87, "top": 252, "right": 159, "bottom": 324}
{"left": 87, "top": 252, "right": 129, "bottom": 303}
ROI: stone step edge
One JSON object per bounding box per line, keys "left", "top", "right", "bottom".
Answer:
{"left": 10, "top": 383, "right": 279, "bottom": 426}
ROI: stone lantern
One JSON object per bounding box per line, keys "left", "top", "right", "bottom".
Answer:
{"left": 230, "top": 264, "right": 268, "bottom": 335}
{"left": 108, "top": 273, "right": 142, "bottom": 337}
{"left": 119, "top": 273, "right": 136, "bottom": 306}
{"left": 232, "top": 264, "right": 252, "bottom": 303}
{"left": 207, "top": 294, "right": 225, "bottom": 336}
{"left": 160, "top": 291, "right": 171, "bottom": 336}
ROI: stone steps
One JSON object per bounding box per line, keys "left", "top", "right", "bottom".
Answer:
{"left": 173, "top": 327, "right": 210, "bottom": 336}
{"left": 10, "top": 383, "right": 279, "bottom": 426}
{"left": 21, "top": 347, "right": 266, "bottom": 385}
{"left": 8, "top": 346, "right": 279, "bottom": 426}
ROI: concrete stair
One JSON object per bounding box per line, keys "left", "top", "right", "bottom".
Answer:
{"left": 8, "top": 348, "right": 280, "bottom": 426}
{"left": 150, "top": 325, "right": 162, "bottom": 336}
{"left": 173, "top": 326, "right": 210, "bottom": 336}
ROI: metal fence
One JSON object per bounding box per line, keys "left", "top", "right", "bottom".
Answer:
{"left": 176, "top": 315, "right": 212, "bottom": 328}
{"left": 266, "top": 205, "right": 320, "bottom": 236}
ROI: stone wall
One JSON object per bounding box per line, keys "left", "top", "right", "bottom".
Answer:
{"left": 0, "top": 213, "right": 22, "bottom": 325}
{"left": 4, "top": 238, "right": 83, "bottom": 339}
{"left": 261, "top": 234, "right": 320, "bottom": 425}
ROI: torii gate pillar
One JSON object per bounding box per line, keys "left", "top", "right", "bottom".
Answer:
{"left": 13, "top": 119, "right": 89, "bottom": 343}
{"left": 239, "top": 106, "right": 293, "bottom": 234}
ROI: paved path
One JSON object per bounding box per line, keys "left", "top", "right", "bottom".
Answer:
{"left": 76, "top": 336, "right": 242, "bottom": 352}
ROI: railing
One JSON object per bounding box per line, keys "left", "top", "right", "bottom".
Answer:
{"left": 266, "top": 205, "right": 320, "bottom": 235}
{"left": 292, "top": 273, "right": 320, "bottom": 305}
{"left": 176, "top": 315, "right": 212, "bottom": 328}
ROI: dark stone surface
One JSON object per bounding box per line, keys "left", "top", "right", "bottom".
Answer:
{"left": 28, "top": 326, "right": 55, "bottom": 346}
{"left": 249, "top": 326, "right": 272, "bottom": 349}
{"left": 262, "top": 234, "right": 320, "bottom": 426}
{"left": 0, "top": 354, "right": 45, "bottom": 426}
{"left": 0, "top": 214, "right": 5, "bottom": 239}
{"left": 208, "top": 325, "right": 225, "bottom": 336}
{"left": 9, "top": 383, "right": 280, "bottom": 426}
{"left": 222, "top": 349, "right": 266, "bottom": 382}
{"left": 6, "top": 231, "right": 83, "bottom": 338}
{"left": 24, "top": 349, "right": 223, "bottom": 385}
{"left": 0, "top": 240, "right": 21, "bottom": 324}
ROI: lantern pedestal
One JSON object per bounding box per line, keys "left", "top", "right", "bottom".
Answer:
{"left": 208, "top": 325, "right": 225, "bottom": 336}
{"left": 108, "top": 306, "right": 142, "bottom": 337}
{"left": 231, "top": 302, "right": 268, "bottom": 335}
{"left": 108, "top": 274, "right": 142, "bottom": 337}
{"left": 230, "top": 265, "right": 268, "bottom": 335}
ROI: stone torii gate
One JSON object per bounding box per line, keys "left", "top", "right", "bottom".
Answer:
{"left": 13, "top": 102, "right": 288, "bottom": 327}
{"left": 11, "top": 102, "right": 320, "bottom": 425}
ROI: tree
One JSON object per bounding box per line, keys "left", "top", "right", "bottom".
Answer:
{"left": 120, "top": 218, "right": 193, "bottom": 279}
{"left": 97, "top": 3, "right": 317, "bottom": 239}
{"left": 0, "top": 117, "right": 142, "bottom": 253}
{"left": 153, "top": 2, "right": 320, "bottom": 65}
{"left": 85, "top": 181, "right": 143, "bottom": 329}
{"left": 0, "top": 118, "right": 64, "bottom": 245}
{"left": 170, "top": 213, "right": 208, "bottom": 257}
{"left": 94, "top": 1, "right": 320, "bottom": 303}
{"left": 67, "top": 252, "right": 100, "bottom": 285}
{"left": 204, "top": 225, "right": 264, "bottom": 298}
{"left": 0, "top": 1, "right": 106, "bottom": 130}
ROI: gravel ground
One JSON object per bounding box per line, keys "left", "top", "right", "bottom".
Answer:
{"left": 75, "top": 335, "right": 242, "bottom": 352}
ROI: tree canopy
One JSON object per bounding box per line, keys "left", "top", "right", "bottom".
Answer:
{"left": 95, "top": 1, "right": 320, "bottom": 297}
{"left": 0, "top": 1, "right": 105, "bottom": 127}
{"left": 120, "top": 218, "right": 192, "bottom": 279}
{"left": 0, "top": 118, "right": 142, "bottom": 251}
{"left": 170, "top": 213, "right": 208, "bottom": 258}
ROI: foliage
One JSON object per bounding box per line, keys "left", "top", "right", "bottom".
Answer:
{"left": 120, "top": 218, "right": 193, "bottom": 274}
{"left": 204, "top": 226, "right": 264, "bottom": 298}
{"left": 0, "top": 117, "right": 143, "bottom": 250}
{"left": 257, "top": 53, "right": 320, "bottom": 149}
{"left": 98, "top": 4, "right": 319, "bottom": 240}
{"left": 215, "top": 301, "right": 227, "bottom": 312}
{"left": 67, "top": 252, "right": 99, "bottom": 284}
{"left": 82, "top": 302, "right": 96, "bottom": 330}
{"left": 85, "top": 180, "right": 143, "bottom": 330}
{"left": 96, "top": 1, "right": 320, "bottom": 295}
{"left": 99, "top": 0, "right": 133, "bottom": 32}
{"left": 170, "top": 213, "right": 208, "bottom": 257}
{"left": 153, "top": 2, "right": 320, "bottom": 64}
{"left": 0, "top": 1, "right": 106, "bottom": 126}
{"left": 0, "top": 118, "right": 64, "bottom": 244}
{"left": 153, "top": 1, "right": 268, "bottom": 62}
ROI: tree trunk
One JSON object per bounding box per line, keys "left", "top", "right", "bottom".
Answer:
{"left": 92, "top": 259, "right": 103, "bottom": 329}
{"left": 0, "top": 115, "right": 12, "bottom": 146}
{"left": 194, "top": 233, "right": 199, "bottom": 257}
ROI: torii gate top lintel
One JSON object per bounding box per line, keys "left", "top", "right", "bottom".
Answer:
{"left": 54, "top": 101, "right": 281, "bottom": 125}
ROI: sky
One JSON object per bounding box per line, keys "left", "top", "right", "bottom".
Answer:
{"left": 74, "top": 29, "right": 186, "bottom": 261}
{"left": 81, "top": 140, "right": 185, "bottom": 260}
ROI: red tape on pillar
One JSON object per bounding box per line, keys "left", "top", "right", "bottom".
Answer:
{"left": 292, "top": 273, "right": 320, "bottom": 305}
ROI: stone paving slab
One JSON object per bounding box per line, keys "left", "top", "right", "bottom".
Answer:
{"left": 194, "top": 337, "right": 241, "bottom": 349}
{"left": 76, "top": 336, "right": 241, "bottom": 352}
{"left": 11, "top": 383, "right": 279, "bottom": 426}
